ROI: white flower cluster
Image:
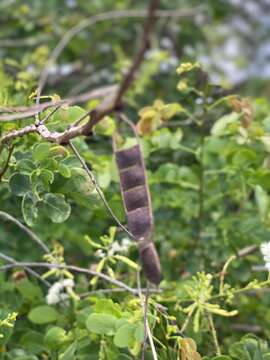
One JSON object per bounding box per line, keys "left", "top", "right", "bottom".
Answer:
{"left": 95, "top": 238, "right": 132, "bottom": 258}
{"left": 260, "top": 242, "right": 270, "bottom": 271}
{"left": 46, "top": 279, "right": 74, "bottom": 305}
{"left": 108, "top": 238, "right": 131, "bottom": 257}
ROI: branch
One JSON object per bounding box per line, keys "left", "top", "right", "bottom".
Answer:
{"left": 0, "top": 252, "right": 50, "bottom": 287}
{"left": 237, "top": 244, "right": 258, "bottom": 257}
{"left": 68, "top": 141, "right": 135, "bottom": 238}
{"left": 80, "top": 287, "right": 161, "bottom": 297}
{"left": 0, "top": 211, "right": 50, "bottom": 253}
{"left": 35, "top": 5, "right": 204, "bottom": 110}
{"left": 0, "top": 261, "right": 140, "bottom": 294}
{"left": 113, "top": 0, "right": 160, "bottom": 108}
{"left": 0, "top": 84, "right": 117, "bottom": 122}
{"left": 1, "top": 0, "right": 161, "bottom": 145}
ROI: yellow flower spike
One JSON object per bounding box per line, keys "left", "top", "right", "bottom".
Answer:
{"left": 153, "top": 99, "right": 165, "bottom": 110}
{"left": 177, "top": 79, "right": 188, "bottom": 91}
{"left": 176, "top": 62, "right": 200, "bottom": 75}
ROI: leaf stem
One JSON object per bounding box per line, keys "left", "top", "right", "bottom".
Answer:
{"left": 206, "top": 311, "right": 221, "bottom": 355}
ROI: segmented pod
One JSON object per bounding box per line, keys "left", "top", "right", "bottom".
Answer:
{"left": 115, "top": 143, "right": 162, "bottom": 285}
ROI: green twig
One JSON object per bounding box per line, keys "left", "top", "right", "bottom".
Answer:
{"left": 206, "top": 311, "right": 221, "bottom": 355}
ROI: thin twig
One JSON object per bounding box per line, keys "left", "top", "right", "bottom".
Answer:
{"left": 231, "top": 323, "right": 262, "bottom": 333}
{"left": 180, "top": 304, "right": 196, "bottom": 333}
{"left": 219, "top": 255, "right": 236, "bottom": 295}
{"left": 0, "top": 85, "right": 116, "bottom": 122}
{"left": 206, "top": 312, "right": 221, "bottom": 356}
{"left": 80, "top": 287, "right": 161, "bottom": 297}
{"left": 0, "top": 211, "right": 49, "bottom": 253}
{"left": 137, "top": 270, "right": 158, "bottom": 360}
{"left": 38, "top": 104, "right": 62, "bottom": 125}
{"left": 252, "top": 266, "right": 269, "bottom": 272}
{"left": 0, "top": 145, "right": 14, "bottom": 181}
{"left": 68, "top": 140, "right": 135, "bottom": 239}
{"left": 0, "top": 261, "right": 139, "bottom": 294}
{"left": 0, "top": 34, "right": 49, "bottom": 47}
{"left": 0, "top": 252, "right": 50, "bottom": 287}
{"left": 237, "top": 244, "right": 258, "bottom": 258}
{"left": 197, "top": 117, "right": 206, "bottom": 242}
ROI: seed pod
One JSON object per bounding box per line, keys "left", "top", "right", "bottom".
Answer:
{"left": 115, "top": 144, "right": 162, "bottom": 285}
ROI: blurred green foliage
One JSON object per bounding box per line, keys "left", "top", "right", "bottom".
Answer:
{"left": 1, "top": 0, "right": 270, "bottom": 358}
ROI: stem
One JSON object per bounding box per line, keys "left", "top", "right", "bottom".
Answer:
{"left": 180, "top": 304, "right": 196, "bottom": 333}
{"left": 0, "top": 211, "right": 49, "bottom": 253}
{"left": 206, "top": 312, "right": 221, "bottom": 356}
{"left": 219, "top": 255, "right": 236, "bottom": 295}
{"left": 197, "top": 120, "right": 205, "bottom": 242}
{"left": 0, "top": 145, "right": 14, "bottom": 181}
{"left": 0, "top": 261, "right": 139, "bottom": 294}
{"left": 137, "top": 271, "right": 158, "bottom": 360}
{"left": 197, "top": 84, "right": 209, "bottom": 242}
{"left": 68, "top": 141, "right": 135, "bottom": 240}
{"left": 178, "top": 144, "right": 196, "bottom": 154}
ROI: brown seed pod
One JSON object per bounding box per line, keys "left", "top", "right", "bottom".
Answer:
{"left": 115, "top": 142, "right": 162, "bottom": 285}
{"left": 123, "top": 186, "right": 149, "bottom": 212}
{"left": 119, "top": 165, "right": 145, "bottom": 191}
{"left": 116, "top": 145, "right": 142, "bottom": 169}
{"left": 139, "top": 241, "right": 162, "bottom": 285}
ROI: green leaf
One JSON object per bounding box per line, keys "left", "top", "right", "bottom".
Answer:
{"left": 16, "top": 279, "right": 43, "bottom": 302}
{"left": 86, "top": 313, "right": 117, "bottom": 335}
{"left": 113, "top": 323, "right": 136, "bottom": 348}
{"left": 94, "top": 299, "right": 122, "bottom": 318}
{"left": 32, "top": 143, "right": 51, "bottom": 162}
{"left": 17, "top": 159, "right": 36, "bottom": 173}
{"left": 58, "top": 163, "right": 71, "bottom": 178}
{"left": 19, "top": 331, "right": 44, "bottom": 354}
{"left": 51, "top": 106, "right": 86, "bottom": 125}
{"left": 10, "top": 173, "right": 32, "bottom": 196}
{"left": 255, "top": 185, "right": 269, "bottom": 221}
{"left": 134, "top": 323, "right": 144, "bottom": 342}
{"left": 150, "top": 128, "right": 183, "bottom": 150}
{"left": 68, "top": 168, "right": 95, "bottom": 195}
{"left": 211, "top": 112, "right": 239, "bottom": 136}
{"left": 43, "top": 193, "right": 71, "bottom": 223}
{"left": 49, "top": 145, "right": 69, "bottom": 157}
{"left": 94, "top": 116, "right": 116, "bottom": 136}
{"left": 161, "top": 103, "right": 184, "bottom": 121}
{"left": 28, "top": 305, "right": 58, "bottom": 324}
{"left": 59, "top": 342, "right": 77, "bottom": 360}
{"left": 232, "top": 148, "right": 257, "bottom": 168}
{"left": 22, "top": 192, "right": 38, "bottom": 226}
{"left": 44, "top": 326, "right": 67, "bottom": 350}
{"left": 31, "top": 169, "right": 54, "bottom": 192}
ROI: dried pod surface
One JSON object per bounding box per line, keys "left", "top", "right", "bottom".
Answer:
{"left": 116, "top": 145, "right": 142, "bottom": 169}
{"left": 123, "top": 186, "right": 149, "bottom": 212}
{"left": 139, "top": 242, "right": 163, "bottom": 285}
{"left": 115, "top": 143, "right": 162, "bottom": 285}
{"left": 119, "top": 165, "right": 145, "bottom": 191}
{"left": 127, "top": 207, "right": 153, "bottom": 239}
